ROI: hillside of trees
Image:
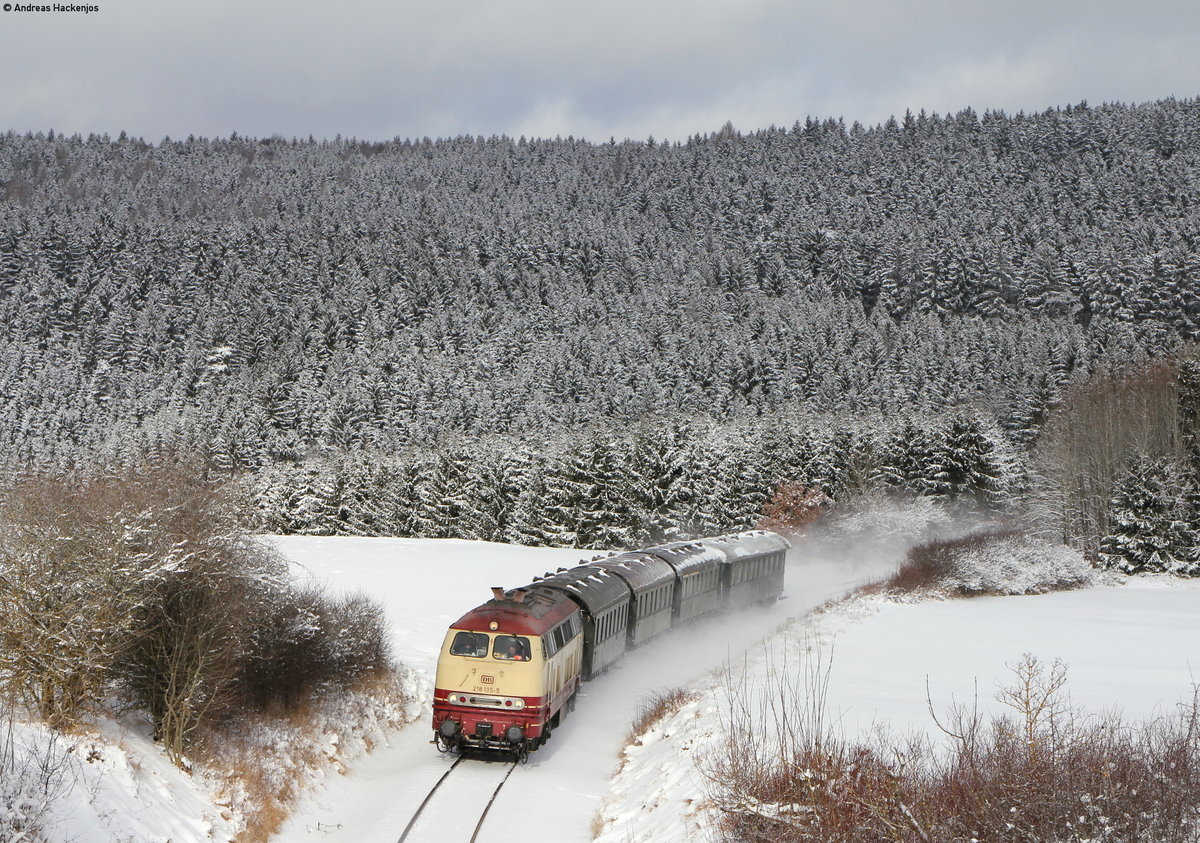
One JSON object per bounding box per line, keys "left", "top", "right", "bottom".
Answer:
{"left": 2, "top": 98, "right": 1199, "bottom": 560}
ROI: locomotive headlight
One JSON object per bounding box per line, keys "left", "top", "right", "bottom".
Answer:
{"left": 439, "top": 719, "right": 460, "bottom": 738}
{"left": 505, "top": 725, "right": 525, "bottom": 744}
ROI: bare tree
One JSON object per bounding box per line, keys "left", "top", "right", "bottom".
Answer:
{"left": 1030, "top": 358, "right": 1189, "bottom": 558}
{"left": 0, "top": 477, "right": 167, "bottom": 727}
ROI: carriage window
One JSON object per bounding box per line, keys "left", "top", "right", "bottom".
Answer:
{"left": 450, "top": 631, "right": 490, "bottom": 658}
{"left": 493, "top": 635, "right": 531, "bottom": 661}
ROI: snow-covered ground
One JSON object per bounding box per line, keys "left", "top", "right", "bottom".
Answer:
{"left": 273, "top": 536, "right": 891, "bottom": 843}
{"left": 595, "top": 575, "right": 1200, "bottom": 841}
{"left": 9, "top": 715, "right": 238, "bottom": 842}
{"left": 20, "top": 537, "right": 1200, "bottom": 842}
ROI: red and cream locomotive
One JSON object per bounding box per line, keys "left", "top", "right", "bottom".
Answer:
{"left": 432, "top": 530, "right": 790, "bottom": 758}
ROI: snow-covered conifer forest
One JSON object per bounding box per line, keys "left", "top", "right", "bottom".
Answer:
{"left": 2, "top": 98, "right": 1200, "bottom": 565}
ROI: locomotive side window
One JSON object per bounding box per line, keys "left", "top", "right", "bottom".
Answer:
{"left": 450, "top": 631, "right": 490, "bottom": 658}
{"left": 493, "top": 635, "right": 531, "bottom": 661}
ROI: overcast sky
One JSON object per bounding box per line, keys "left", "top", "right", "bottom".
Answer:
{"left": 1, "top": 0, "right": 1198, "bottom": 143}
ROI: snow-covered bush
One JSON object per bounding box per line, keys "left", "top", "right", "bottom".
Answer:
{"left": 0, "top": 712, "right": 74, "bottom": 842}
{"left": 942, "top": 532, "right": 1094, "bottom": 594}
{"left": 893, "top": 530, "right": 1093, "bottom": 595}
{"left": 0, "top": 464, "right": 399, "bottom": 769}
{"left": 232, "top": 585, "right": 392, "bottom": 713}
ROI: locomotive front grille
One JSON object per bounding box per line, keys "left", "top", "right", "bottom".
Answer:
{"left": 470, "top": 696, "right": 503, "bottom": 707}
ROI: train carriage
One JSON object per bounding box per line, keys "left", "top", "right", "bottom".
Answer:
{"left": 700, "top": 530, "right": 791, "bottom": 608}
{"left": 644, "top": 541, "right": 725, "bottom": 623}
{"left": 587, "top": 550, "right": 676, "bottom": 648}
{"left": 535, "top": 565, "right": 629, "bottom": 680}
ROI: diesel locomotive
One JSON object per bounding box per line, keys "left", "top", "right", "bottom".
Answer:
{"left": 431, "top": 530, "right": 790, "bottom": 758}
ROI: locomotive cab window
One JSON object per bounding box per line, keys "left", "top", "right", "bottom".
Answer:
{"left": 450, "top": 631, "right": 490, "bottom": 658}
{"left": 493, "top": 635, "right": 531, "bottom": 661}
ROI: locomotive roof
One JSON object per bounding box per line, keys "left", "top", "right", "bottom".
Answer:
{"left": 450, "top": 584, "right": 578, "bottom": 636}
{"left": 699, "top": 530, "right": 792, "bottom": 561}
{"left": 534, "top": 564, "right": 629, "bottom": 616}
{"left": 586, "top": 550, "right": 676, "bottom": 592}
{"left": 642, "top": 540, "right": 725, "bottom": 576}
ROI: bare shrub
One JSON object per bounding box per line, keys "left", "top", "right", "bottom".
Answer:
{"left": 0, "top": 705, "right": 75, "bottom": 842}
{"left": 232, "top": 586, "right": 393, "bottom": 714}
{"left": 758, "top": 483, "right": 831, "bottom": 538}
{"left": 705, "top": 651, "right": 1200, "bottom": 842}
{"left": 0, "top": 471, "right": 200, "bottom": 728}
{"left": 87, "top": 465, "right": 295, "bottom": 766}
{"left": 120, "top": 564, "right": 269, "bottom": 765}
{"left": 0, "top": 462, "right": 396, "bottom": 771}
{"left": 701, "top": 643, "right": 842, "bottom": 835}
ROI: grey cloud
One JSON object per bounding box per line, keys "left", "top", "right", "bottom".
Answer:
{"left": 0, "top": 0, "right": 1197, "bottom": 142}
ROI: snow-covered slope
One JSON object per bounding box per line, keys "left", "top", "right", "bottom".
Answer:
{"left": 595, "top": 575, "right": 1200, "bottom": 841}
{"left": 9, "top": 716, "right": 237, "bottom": 842}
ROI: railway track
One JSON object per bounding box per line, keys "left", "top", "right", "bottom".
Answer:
{"left": 398, "top": 755, "right": 519, "bottom": 843}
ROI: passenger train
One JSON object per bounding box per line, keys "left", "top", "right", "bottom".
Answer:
{"left": 431, "top": 530, "right": 791, "bottom": 758}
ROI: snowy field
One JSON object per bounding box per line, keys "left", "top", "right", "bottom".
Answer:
{"left": 22, "top": 537, "right": 1200, "bottom": 842}
{"left": 595, "top": 575, "right": 1200, "bottom": 841}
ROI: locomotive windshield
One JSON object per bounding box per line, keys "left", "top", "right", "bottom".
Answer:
{"left": 493, "top": 635, "right": 531, "bottom": 661}
{"left": 449, "top": 631, "right": 490, "bottom": 658}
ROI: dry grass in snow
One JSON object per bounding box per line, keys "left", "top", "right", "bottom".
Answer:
{"left": 197, "top": 664, "right": 427, "bottom": 842}
{"left": 705, "top": 652, "right": 1200, "bottom": 842}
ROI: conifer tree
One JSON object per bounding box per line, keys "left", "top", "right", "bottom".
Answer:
{"left": 1100, "top": 458, "right": 1200, "bottom": 575}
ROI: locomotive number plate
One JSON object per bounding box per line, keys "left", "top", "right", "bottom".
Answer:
{"left": 480, "top": 674, "right": 494, "bottom": 684}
